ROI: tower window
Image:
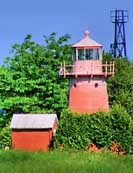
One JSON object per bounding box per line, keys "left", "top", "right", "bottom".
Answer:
{"left": 94, "top": 83, "right": 99, "bottom": 88}
{"left": 73, "top": 83, "right": 77, "bottom": 88}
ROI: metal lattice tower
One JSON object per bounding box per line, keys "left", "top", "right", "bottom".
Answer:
{"left": 110, "top": 10, "right": 128, "bottom": 58}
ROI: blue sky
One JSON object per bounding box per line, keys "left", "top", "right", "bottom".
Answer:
{"left": 0, "top": 0, "right": 132, "bottom": 65}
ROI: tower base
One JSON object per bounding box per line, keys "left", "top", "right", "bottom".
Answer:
{"left": 69, "top": 76, "right": 109, "bottom": 114}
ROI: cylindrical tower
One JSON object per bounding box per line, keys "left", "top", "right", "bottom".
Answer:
{"left": 59, "top": 31, "right": 114, "bottom": 114}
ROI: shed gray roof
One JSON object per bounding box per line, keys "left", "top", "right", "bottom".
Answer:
{"left": 10, "top": 114, "right": 58, "bottom": 129}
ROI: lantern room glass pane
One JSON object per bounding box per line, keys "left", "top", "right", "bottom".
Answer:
{"left": 85, "top": 49, "right": 100, "bottom": 60}
{"left": 85, "top": 49, "right": 93, "bottom": 59}
{"left": 72, "top": 49, "right": 76, "bottom": 61}
{"left": 92, "top": 49, "right": 99, "bottom": 60}
{"left": 75, "top": 48, "right": 101, "bottom": 60}
{"left": 78, "top": 49, "right": 85, "bottom": 60}
{"left": 78, "top": 49, "right": 99, "bottom": 60}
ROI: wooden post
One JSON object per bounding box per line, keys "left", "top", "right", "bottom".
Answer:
{"left": 63, "top": 61, "right": 66, "bottom": 78}
{"left": 112, "top": 61, "right": 115, "bottom": 77}
{"left": 105, "top": 61, "right": 107, "bottom": 77}
{"left": 110, "top": 62, "right": 112, "bottom": 74}
{"left": 91, "top": 61, "right": 93, "bottom": 77}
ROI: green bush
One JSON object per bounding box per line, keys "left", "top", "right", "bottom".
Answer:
{"left": 54, "top": 105, "right": 133, "bottom": 153}
{"left": 109, "top": 105, "right": 133, "bottom": 153}
{"left": 0, "top": 122, "right": 11, "bottom": 148}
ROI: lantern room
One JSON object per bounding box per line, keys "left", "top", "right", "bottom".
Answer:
{"left": 72, "top": 30, "right": 103, "bottom": 61}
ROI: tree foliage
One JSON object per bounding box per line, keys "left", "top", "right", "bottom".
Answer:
{"left": 0, "top": 33, "right": 71, "bottom": 116}
{"left": 107, "top": 57, "right": 133, "bottom": 114}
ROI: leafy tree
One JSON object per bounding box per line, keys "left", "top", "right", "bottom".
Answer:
{"left": 0, "top": 33, "right": 71, "bottom": 116}
{"left": 107, "top": 57, "right": 133, "bottom": 114}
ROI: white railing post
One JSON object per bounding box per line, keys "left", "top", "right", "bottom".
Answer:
{"left": 105, "top": 61, "right": 107, "bottom": 77}
{"left": 63, "top": 61, "right": 65, "bottom": 78}
{"left": 112, "top": 61, "right": 115, "bottom": 77}
{"left": 91, "top": 61, "right": 93, "bottom": 77}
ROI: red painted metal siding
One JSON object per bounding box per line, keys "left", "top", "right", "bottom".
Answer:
{"left": 69, "top": 76, "right": 109, "bottom": 114}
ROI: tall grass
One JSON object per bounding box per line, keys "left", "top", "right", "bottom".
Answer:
{"left": 0, "top": 150, "right": 132, "bottom": 173}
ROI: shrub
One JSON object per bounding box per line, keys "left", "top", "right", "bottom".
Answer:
{"left": 54, "top": 110, "right": 92, "bottom": 150}
{"left": 54, "top": 105, "right": 133, "bottom": 154}
{"left": 0, "top": 122, "right": 11, "bottom": 148}
{"left": 109, "top": 105, "right": 132, "bottom": 153}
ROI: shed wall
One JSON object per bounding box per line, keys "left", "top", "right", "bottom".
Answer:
{"left": 12, "top": 130, "right": 51, "bottom": 152}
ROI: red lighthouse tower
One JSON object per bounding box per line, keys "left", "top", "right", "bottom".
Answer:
{"left": 60, "top": 31, "right": 114, "bottom": 114}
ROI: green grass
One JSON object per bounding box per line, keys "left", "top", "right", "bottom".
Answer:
{"left": 0, "top": 150, "right": 133, "bottom": 173}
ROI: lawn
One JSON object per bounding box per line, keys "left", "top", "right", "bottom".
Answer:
{"left": 0, "top": 150, "right": 132, "bottom": 173}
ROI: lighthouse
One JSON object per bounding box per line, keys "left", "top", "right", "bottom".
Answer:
{"left": 59, "top": 31, "right": 114, "bottom": 114}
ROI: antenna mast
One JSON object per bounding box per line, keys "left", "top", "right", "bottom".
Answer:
{"left": 110, "top": 9, "right": 128, "bottom": 58}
